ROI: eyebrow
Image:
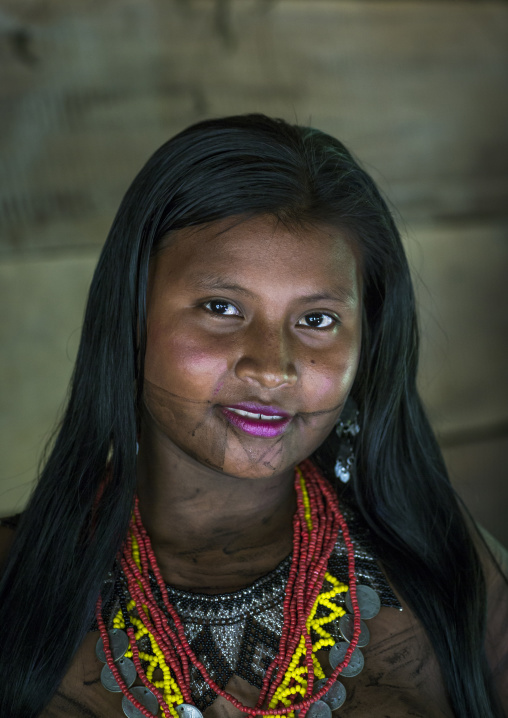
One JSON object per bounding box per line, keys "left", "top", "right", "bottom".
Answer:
{"left": 192, "top": 275, "right": 255, "bottom": 296}
{"left": 189, "top": 274, "right": 357, "bottom": 305}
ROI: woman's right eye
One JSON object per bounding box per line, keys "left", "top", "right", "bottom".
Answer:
{"left": 203, "top": 300, "right": 241, "bottom": 316}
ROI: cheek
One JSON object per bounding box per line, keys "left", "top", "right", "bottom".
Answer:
{"left": 309, "top": 372, "right": 337, "bottom": 400}
{"left": 306, "top": 367, "right": 353, "bottom": 413}
{"left": 144, "top": 324, "right": 229, "bottom": 396}
{"left": 307, "top": 343, "right": 361, "bottom": 404}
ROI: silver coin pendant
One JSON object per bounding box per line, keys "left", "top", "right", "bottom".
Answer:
{"left": 339, "top": 613, "right": 370, "bottom": 647}
{"left": 96, "top": 629, "right": 129, "bottom": 663}
{"left": 329, "top": 641, "right": 364, "bottom": 677}
{"left": 175, "top": 704, "right": 204, "bottom": 718}
{"left": 100, "top": 657, "right": 137, "bottom": 692}
{"left": 322, "top": 681, "right": 347, "bottom": 710}
{"left": 122, "top": 686, "right": 159, "bottom": 717}
{"left": 305, "top": 699, "right": 332, "bottom": 718}
{"left": 313, "top": 678, "right": 347, "bottom": 711}
{"left": 313, "top": 678, "right": 328, "bottom": 694}
{"left": 345, "top": 584, "right": 381, "bottom": 620}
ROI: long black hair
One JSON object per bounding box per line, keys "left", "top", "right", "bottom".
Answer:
{"left": 0, "top": 114, "right": 502, "bottom": 716}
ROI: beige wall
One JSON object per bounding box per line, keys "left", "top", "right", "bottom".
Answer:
{"left": 1, "top": 1, "right": 507, "bottom": 542}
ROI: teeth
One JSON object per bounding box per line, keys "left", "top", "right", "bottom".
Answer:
{"left": 229, "top": 408, "right": 284, "bottom": 421}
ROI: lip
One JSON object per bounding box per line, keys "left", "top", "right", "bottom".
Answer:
{"left": 220, "top": 403, "right": 293, "bottom": 438}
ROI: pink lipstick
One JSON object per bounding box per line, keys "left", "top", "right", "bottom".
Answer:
{"left": 220, "top": 403, "right": 293, "bottom": 438}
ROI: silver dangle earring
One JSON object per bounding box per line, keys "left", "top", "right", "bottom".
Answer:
{"left": 334, "top": 398, "right": 360, "bottom": 483}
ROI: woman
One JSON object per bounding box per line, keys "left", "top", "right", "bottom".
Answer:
{"left": 0, "top": 114, "right": 506, "bottom": 718}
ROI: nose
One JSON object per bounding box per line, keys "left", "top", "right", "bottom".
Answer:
{"left": 234, "top": 322, "right": 298, "bottom": 390}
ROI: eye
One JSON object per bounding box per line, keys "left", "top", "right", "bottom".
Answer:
{"left": 297, "top": 312, "right": 336, "bottom": 329}
{"left": 203, "top": 300, "right": 242, "bottom": 316}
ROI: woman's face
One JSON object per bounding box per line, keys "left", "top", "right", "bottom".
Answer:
{"left": 142, "top": 215, "right": 362, "bottom": 480}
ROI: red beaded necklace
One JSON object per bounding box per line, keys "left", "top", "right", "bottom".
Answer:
{"left": 96, "top": 459, "right": 361, "bottom": 717}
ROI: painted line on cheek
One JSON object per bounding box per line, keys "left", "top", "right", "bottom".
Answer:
{"left": 298, "top": 400, "right": 346, "bottom": 420}
{"left": 144, "top": 379, "right": 213, "bottom": 406}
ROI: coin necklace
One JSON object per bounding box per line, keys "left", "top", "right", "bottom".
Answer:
{"left": 95, "top": 460, "right": 380, "bottom": 718}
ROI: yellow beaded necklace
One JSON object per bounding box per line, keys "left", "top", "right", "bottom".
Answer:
{"left": 111, "top": 574, "right": 347, "bottom": 716}
{"left": 96, "top": 463, "right": 362, "bottom": 718}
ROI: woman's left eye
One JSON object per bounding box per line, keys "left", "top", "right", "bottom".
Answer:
{"left": 203, "top": 300, "right": 241, "bottom": 316}
{"left": 297, "top": 313, "right": 336, "bottom": 329}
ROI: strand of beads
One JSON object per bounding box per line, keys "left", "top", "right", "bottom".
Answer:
{"left": 95, "top": 460, "right": 361, "bottom": 718}
{"left": 262, "top": 464, "right": 360, "bottom": 716}
{"left": 114, "top": 599, "right": 185, "bottom": 711}
{"left": 266, "top": 571, "right": 348, "bottom": 715}
{"left": 257, "top": 467, "right": 335, "bottom": 709}
{"left": 99, "top": 569, "right": 348, "bottom": 718}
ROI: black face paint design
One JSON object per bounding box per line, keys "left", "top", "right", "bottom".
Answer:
{"left": 142, "top": 379, "right": 348, "bottom": 479}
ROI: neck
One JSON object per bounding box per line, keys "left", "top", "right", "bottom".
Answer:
{"left": 136, "top": 427, "right": 297, "bottom": 594}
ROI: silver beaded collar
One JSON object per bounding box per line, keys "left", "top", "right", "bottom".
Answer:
{"left": 96, "top": 503, "right": 401, "bottom": 714}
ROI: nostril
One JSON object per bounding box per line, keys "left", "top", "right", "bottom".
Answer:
{"left": 235, "top": 357, "right": 297, "bottom": 389}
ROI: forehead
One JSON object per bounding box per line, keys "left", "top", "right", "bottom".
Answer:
{"left": 151, "top": 215, "right": 362, "bottom": 297}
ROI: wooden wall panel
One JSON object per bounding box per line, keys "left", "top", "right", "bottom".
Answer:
{"left": 0, "top": 1, "right": 507, "bottom": 253}
{"left": 0, "top": 1, "right": 507, "bottom": 539}
{"left": 0, "top": 251, "right": 99, "bottom": 512}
